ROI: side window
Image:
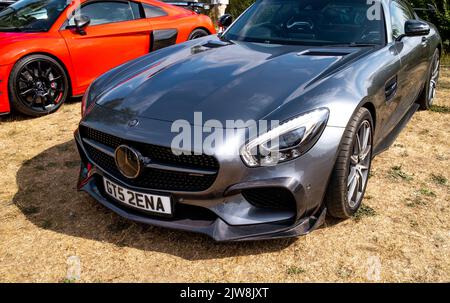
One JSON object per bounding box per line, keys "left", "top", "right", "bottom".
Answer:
{"left": 69, "top": 1, "right": 137, "bottom": 26}
{"left": 390, "top": 0, "right": 414, "bottom": 39}
{"left": 142, "top": 4, "right": 167, "bottom": 18}
{"left": 250, "top": 3, "right": 282, "bottom": 25}
{"left": 130, "top": 1, "right": 142, "bottom": 19}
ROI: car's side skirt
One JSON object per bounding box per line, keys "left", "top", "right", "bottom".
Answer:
{"left": 373, "top": 103, "right": 420, "bottom": 157}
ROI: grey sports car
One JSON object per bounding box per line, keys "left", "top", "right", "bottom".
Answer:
{"left": 75, "top": 0, "right": 442, "bottom": 241}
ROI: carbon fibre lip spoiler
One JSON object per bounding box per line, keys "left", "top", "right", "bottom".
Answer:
{"left": 164, "top": 1, "right": 211, "bottom": 13}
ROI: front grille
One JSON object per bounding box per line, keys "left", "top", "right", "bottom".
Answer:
{"left": 81, "top": 126, "right": 219, "bottom": 170}
{"left": 242, "top": 187, "right": 297, "bottom": 211}
{"left": 80, "top": 126, "right": 219, "bottom": 192}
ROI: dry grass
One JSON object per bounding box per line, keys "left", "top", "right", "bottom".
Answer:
{"left": 0, "top": 69, "right": 449, "bottom": 283}
{"left": 442, "top": 53, "right": 450, "bottom": 66}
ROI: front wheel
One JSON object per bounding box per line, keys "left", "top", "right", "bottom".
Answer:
{"left": 9, "top": 54, "right": 69, "bottom": 117}
{"left": 325, "top": 107, "right": 374, "bottom": 219}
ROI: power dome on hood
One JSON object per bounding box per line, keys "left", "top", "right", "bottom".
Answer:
{"left": 95, "top": 39, "right": 359, "bottom": 126}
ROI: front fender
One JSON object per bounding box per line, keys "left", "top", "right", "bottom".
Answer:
{"left": 265, "top": 44, "right": 401, "bottom": 146}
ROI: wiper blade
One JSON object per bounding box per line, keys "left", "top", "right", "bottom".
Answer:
{"left": 0, "top": 27, "right": 44, "bottom": 32}
{"left": 0, "top": 26, "right": 23, "bottom": 32}
{"left": 324, "top": 42, "right": 379, "bottom": 47}
{"left": 348, "top": 42, "right": 379, "bottom": 47}
{"left": 21, "top": 28, "right": 44, "bottom": 32}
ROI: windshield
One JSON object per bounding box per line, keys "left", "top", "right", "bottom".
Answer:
{"left": 222, "top": 0, "right": 386, "bottom": 46}
{"left": 0, "top": 0, "right": 69, "bottom": 32}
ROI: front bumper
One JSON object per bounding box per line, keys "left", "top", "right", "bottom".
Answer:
{"left": 79, "top": 172, "right": 327, "bottom": 241}
{"left": 74, "top": 107, "right": 345, "bottom": 241}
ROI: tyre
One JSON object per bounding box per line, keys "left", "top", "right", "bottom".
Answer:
{"left": 417, "top": 49, "right": 440, "bottom": 110}
{"left": 325, "top": 107, "right": 374, "bottom": 219}
{"left": 188, "top": 28, "right": 209, "bottom": 40}
{"left": 8, "top": 54, "right": 69, "bottom": 117}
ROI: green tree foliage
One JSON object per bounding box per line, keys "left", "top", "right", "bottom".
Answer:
{"left": 226, "top": 0, "right": 256, "bottom": 18}
{"left": 411, "top": 0, "right": 449, "bottom": 51}
{"left": 226, "top": 0, "right": 449, "bottom": 51}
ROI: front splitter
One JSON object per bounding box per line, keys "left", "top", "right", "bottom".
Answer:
{"left": 80, "top": 176, "right": 327, "bottom": 242}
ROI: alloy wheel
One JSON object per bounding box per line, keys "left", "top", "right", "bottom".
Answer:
{"left": 15, "top": 59, "right": 66, "bottom": 112}
{"left": 428, "top": 55, "right": 440, "bottom": 105}
{"left": 347, "top": 120, "right": 372, "bottom": 208}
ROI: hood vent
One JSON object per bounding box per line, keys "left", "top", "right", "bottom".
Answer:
{"left": 201, "top": 40, "right": 231, "bottom": 48}
{"left": 191, "top": 40, "right": 231, "bottom": 54}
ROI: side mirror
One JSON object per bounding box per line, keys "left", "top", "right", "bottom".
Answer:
{"left": 73, "top": 15, "right": 90, "bottom": 35}
{"left": 426, "top": 3, "right": 437, "bottom": 13}
{"left": 404, "top": 19, "right": 430, "bottom": 37}
{"left": 218, "top": 14, "right": 233, "bottom": 30}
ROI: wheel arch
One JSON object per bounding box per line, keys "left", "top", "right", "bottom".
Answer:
{"left": 361, "top": 101, "right": 376, "bottom": 128}
{"left": 192, "top": 26, "right": 212, "bottom": 35}
{"left": 13, "top": 52, "right": 74, "bottom": 97}
{"left": 436, "top": 40, "right": 442, "bottom": 57}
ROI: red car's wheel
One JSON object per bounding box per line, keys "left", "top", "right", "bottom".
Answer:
{"left": 188, "top": 28, "right": 209, "bottom": 40}
{"left": 9, "top": 54, "right": 69, "bottom": 117}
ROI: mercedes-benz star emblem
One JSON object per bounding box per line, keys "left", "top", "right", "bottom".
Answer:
{"left": 128, "top": 119, "right": 139, "bottom": 127}
{"left": 114, "top": 145, "right": 142, "bottom": 179}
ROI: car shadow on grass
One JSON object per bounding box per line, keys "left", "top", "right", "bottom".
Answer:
{"left": 0, "top": 97, "right": 81, "bottom": 123}
{"left": 13, "top": 139, "right": 295, "bottom": 260}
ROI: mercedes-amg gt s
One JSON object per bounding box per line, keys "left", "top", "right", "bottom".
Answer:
{"left": 75, "top": 0, "right": 441, "bottom": 241}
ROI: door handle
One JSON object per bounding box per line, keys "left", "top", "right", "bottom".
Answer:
{"left": 421, "top": 36, "right": 428, "bottom": 47}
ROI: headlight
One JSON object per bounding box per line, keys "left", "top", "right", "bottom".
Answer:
{"left": 240, "top": 108, "right": 329, "bottom": 167}
{"left": 81, "top": 83, "right": 93, "bottom": 117}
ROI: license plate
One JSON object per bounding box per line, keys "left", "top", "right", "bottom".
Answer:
{"left": 103, "top": 178, "right": 172, "bottom": 216}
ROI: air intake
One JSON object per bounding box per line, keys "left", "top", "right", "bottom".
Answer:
{"left": 242, "top": 187, "right": 297, "bottom": 211}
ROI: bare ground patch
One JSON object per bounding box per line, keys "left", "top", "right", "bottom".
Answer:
{"left": 0, "top": 70, "right": 449, "bottom": 282}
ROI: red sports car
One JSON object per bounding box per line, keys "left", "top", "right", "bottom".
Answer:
{"left": 0, "top": 0, "right": 216, "bottom": 116}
